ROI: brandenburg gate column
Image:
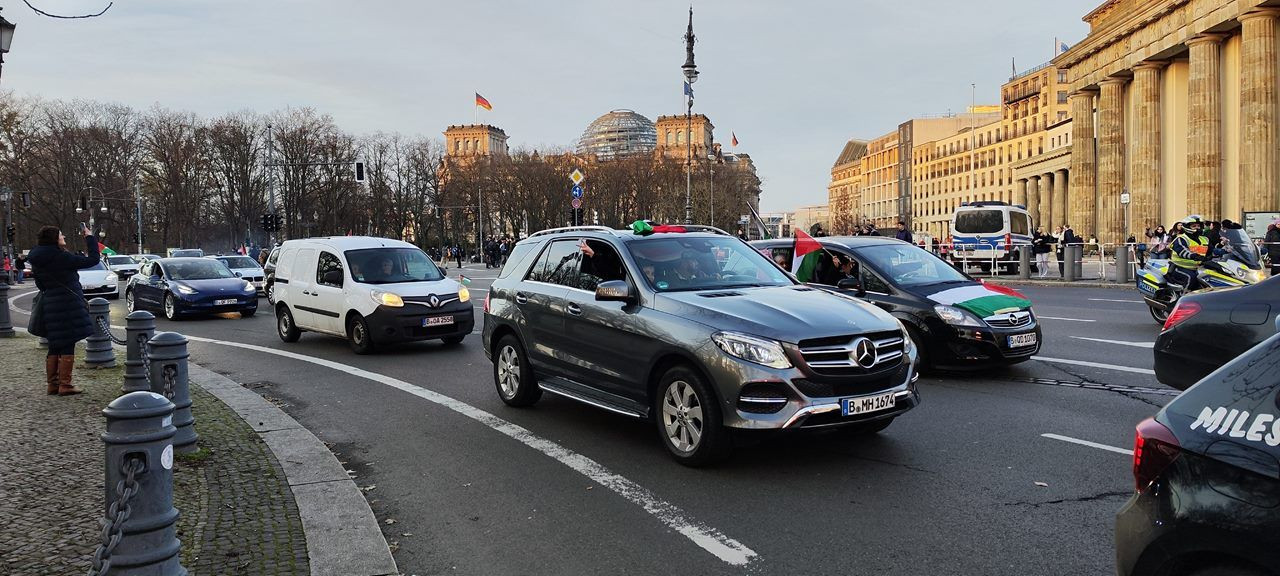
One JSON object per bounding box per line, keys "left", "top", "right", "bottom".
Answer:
{"left": 1068, "top": 90, "right": 1097, "bottom": 234}
{"left": 1186, "top": 34, "right": 1225, "bottom": 220}
{"left": 1240, "top": 10, "right": 1280, "bottom": 212}
{"left": 1097, "top": 77, "right": 1127, "bottom": 244}
{"left": 1131, "top": 62, "right": 1164, "bottom": 232}
{"left": 1026, "top": 175, "right": 1041, "bottom": 229}
{"left": 1052, "top": 169, "right": 1068, "bottom": 230}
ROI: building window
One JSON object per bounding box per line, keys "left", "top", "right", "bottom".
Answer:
{"left": 677, "top": 130, "right": 685, "bottom": 144}
{"left": 1058, "top": 70, "right": 1068, "bottom": 83}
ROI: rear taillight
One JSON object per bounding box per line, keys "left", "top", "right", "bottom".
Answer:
{"left": 483, "top": 293, "right": 490, "bottom": 314}
{"left": 1133, "top": 417, "right": 1181, "bottom": 492}
{"left": 1162, "top": 300, "right": 1201, "bottom": 331}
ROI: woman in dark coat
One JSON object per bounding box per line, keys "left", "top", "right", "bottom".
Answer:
{"left": 27, "top": 225, "right": 100, "bottom": 395}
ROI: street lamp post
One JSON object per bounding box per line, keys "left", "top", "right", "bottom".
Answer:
{"left": 0, "top": 9, "right": 17, "bottom": 85}
{"left": 0, "top": 188, "right": 11, "bottom": 283}
{"left": 682, "top": 7, "right": 698, "bottom": 225}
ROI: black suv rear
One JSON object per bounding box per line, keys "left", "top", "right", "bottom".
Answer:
{"left": 482, "top": 225, "right": 920, "bottom": 465}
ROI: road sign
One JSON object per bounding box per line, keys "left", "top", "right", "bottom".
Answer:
{"left": 569, "top": 169, "right": 585, "bottom": 185}
{"left": 571, "top": 197, "right": 582, "bottom": 209}
{"left": 571, "top": 185, "right": 584, "bottom": 199}
{"left": 1120, "top": 192, "right": 1130, "bottom": 205}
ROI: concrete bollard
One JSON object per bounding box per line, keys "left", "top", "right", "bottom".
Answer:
{"left": 1018, "top": 246, "right": 1031, "bottom": 280}
{"left": 85, "top": 297, "right": 117, "bottom": 368}
{"left": 1064, "top": 245, "right": 1078, "bottom": 282}
{"left": 147, "top": 332, "right": 197, "bottom": 453}
{"left": 123, "top": 311, "right": 157, "bottom": 393}
{"left": 0, "top": 283, "right": 13, "bottom": 337}
{"left": 1116, "top": 244, "right": 1130, "bottom": 284}
{"left": 93, "top": 391, "right": 186, "bottom": 576}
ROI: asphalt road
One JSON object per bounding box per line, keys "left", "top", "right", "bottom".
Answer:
{"left": 8, "top": 272, "right": 1175, "bottom": 575}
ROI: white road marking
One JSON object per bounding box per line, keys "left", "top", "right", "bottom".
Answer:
{"left": 8, "top": 287, "right": 37, "bottom": 313}
{"left": 1041, "top": 433, "right": 1133, "bottom": 456}
{"left": 1036, "top": 316, "right": 1096, "bottom": 322}
{"left": 1070, "top": 336, "right": 1155, "bottom": 349}
{"left": 175, "top": 334, "right": 759, "bottom": 566}
{"left": 1032, "top": 356, "right": 1156, "bottom": 375}
{"left": 1087, "top": 298, "right": 1143, "bottom": 303}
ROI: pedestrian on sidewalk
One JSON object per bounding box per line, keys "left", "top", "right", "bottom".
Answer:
{"left": 26, "top": 225, "right": 101, "bottom": 396}
{"left": 1057, "top": 224, "right": 1079, "bottom": 277}
{"left": 1265, "top": 221, "right": 1280, "bottom": 277}
{"left": 13, "top": 254, "right": 24, "bottom": 284}
{"left": 1032, "top": 227, "right": 1053, "bottom": 277}
{"left": 453, "top": 245, "right": 462, "bottom": 269}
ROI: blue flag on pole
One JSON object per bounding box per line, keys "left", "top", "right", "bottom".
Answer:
{"left": 683, "top": 81, "right": 693, "bottom": 98}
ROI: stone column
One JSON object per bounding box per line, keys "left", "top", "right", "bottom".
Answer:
{"left": 1053, "top": 169, "right": 1068, "bottom": 230}
{"left": 1015, "top": 178, "right": 1027, "bottom": 206}
{"left": 1187, "top": 34, "right": 1225, "bottom": 219}
{"left": 1027, "top": 175, "right": 1041, "bottom": 228}
{"left": 1131, "top": 62, "right": 1164, "bottom": 231}
{"left": 1240, "top": 10, "right": 1280, "bottom": 213}
{"left": 1097, "top": 77, "right": 1127, "bottom": 244}
{"left": 1039, "top": 172, "right": 1053, "bottom": 229}
{"left": 1068, "top": 91, "right": 1097, "bottom": 234}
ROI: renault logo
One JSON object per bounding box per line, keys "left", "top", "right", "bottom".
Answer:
{"left": 851, "top": 337, "right": 877, "bottom": 369}
{"left": 427, "top": 294, "right": 442, "bottom": 308}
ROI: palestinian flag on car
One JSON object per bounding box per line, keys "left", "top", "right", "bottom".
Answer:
{"left": 792, "top": 229, "right": 822, "bottom": 283}
{"left": 98, "top": 243, "right": 116, "bottom": 256}
{"left": 926, "top": 282, "right": 1031, "bottom": 318}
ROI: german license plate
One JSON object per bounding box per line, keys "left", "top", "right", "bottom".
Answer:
{"left": 423, "top": 316, "right": 454, "bottom": 327}
{"left": 1008, "top": 333, "right": 1037, "bottom": 348}
{"left": 215, "top": 298, "right": 237, "bottom": 306}
{"left": 841, "top": 391, "right": 897, "bottom": 416}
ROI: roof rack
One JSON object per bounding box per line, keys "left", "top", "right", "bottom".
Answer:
{"left": 527, "top": 226, "right": 618, "bottom": 239}
{"left": 677, "top": 225, "right": 732, "bottom": 236}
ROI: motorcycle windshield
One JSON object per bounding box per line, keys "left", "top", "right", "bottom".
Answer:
{"left": 1223, "top": 229, "right": 1262, "bottom": 269}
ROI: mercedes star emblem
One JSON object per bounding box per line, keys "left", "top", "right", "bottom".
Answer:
{"left": 851, "top": 337, "right": 877, "bottom": 369}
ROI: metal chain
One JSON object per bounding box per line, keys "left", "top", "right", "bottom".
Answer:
{"left": 162, "top": 364, "right": 176, "bottom": 400}
{"left": 137, "top": 334, "right": 152, "bottom": 386}
{"left": 96, "top": 315, "right": 126, "bottom": 346}
{"left": 87, "top": 457, "right": 144, "bottom": 576}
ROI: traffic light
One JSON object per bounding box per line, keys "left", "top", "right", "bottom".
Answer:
{"left": 273, "top": 213, "right": 284, "bottom": 230}
{"left": 78, "top": 196, "right": 87, "bottom": 212}
{"left": 261, "top": 213, "right": 271, "bottom": 230}
{"left": 6, "top": 224, "right": 14, "bottom": 242}
{"left": 354, "top": 161, "right": 366, "bottom": 183}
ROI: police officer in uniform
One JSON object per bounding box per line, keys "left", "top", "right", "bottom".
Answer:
{"left": 1166, "top": 215, "right": 1211, "bottom": 291}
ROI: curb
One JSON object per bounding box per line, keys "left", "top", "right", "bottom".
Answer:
{"left": 185, "top": 364, "right": 398, "bottom": 576}
{"left": 983, "top": 278, "right": 1135, "bottom": 290}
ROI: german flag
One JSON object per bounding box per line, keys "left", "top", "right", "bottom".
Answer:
{"left": 475, "top": 92, "right": 492, "bottom": 111}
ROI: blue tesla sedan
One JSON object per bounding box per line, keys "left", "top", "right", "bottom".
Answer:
{"left": 125, "top": 257, "right": 257, "bottom": 320}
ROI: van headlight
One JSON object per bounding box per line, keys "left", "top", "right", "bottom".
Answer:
{"left": 370, "top": 290, "right": 404, "bottom": 307}
{"left": 933, "top": 304, "right": 983, "bottom": 326}
{"left": 712, "top": 331, "right": 792, "bottom": 369}
{"left": 457, "top": 286, "right": 470, "bottom": 303}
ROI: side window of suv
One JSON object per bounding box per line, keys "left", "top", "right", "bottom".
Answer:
{"left": 861, "top": 266, "right": 892, "bottom": 294}
{"left": 527, "top": 240, "right": 582, "bottom": 287}
{"left": 316, "top": 251, "right": 344, "bottom": 287}
{"left": 577, "top": 239, "right": 627, "bottom": 292}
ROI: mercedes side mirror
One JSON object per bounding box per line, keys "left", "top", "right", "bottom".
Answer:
{"left": 595, "top": 280, "right": 633, "bottom": 303}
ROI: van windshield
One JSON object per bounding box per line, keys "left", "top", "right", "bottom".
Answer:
{"left": 346, "top": 247, "right": 444, "bottom": 284}
{"left": 954, "top": 210, "right": 1004, "bottom": 234}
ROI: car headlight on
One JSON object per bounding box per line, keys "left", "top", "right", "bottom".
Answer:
{"left": 370, "top": 289, "right": 404, "bottom": 307}
{"left": 933, "top": 304, "right": 983, "bottom": 327}
{"left": 712, "top": 331, "right": 792, "bottom": 369}
{"left": 105, "top": 273, "right": 118, "bottom": 283}
{"left": 242, "top": 280, "right": 255, "bottom": 292}
{"left": 175, "top": 283, "right": 196, "bottom": 295}
{"left": 457, "top": 286, "right": 470, "bottom": 303}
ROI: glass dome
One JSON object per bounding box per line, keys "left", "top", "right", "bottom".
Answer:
{"left": 577, "top": 110, "right": 657, "bottom": 160}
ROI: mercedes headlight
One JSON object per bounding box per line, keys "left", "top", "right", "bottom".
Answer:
{"left": 897, "top": 320, "right": 916, "bottom": 354}
{"left": 370, "top": 289, "right": 404, "bottom": 307}
{"left": 457, "top": 286, "right": 471, "bottom": 303}
{"left": 712, "top": 331, "right": 792, "bottom": 369}
{"left": 175, "top": 283, "right": 196, "bottom": 295}
{"left": 933, "top": 304, "right": 983, "bottom": 327}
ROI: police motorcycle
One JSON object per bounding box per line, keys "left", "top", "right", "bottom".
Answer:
{"left": 1136, "top": 223, "right": 1265, "bottom": 324}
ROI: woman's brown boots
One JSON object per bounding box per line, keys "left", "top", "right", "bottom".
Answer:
{"left": 44, "top": 355, "right": 81, "bottom": 396}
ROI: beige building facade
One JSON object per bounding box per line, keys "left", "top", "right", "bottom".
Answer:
{"left": 912, "top": 119, "right": 1006, "bottom": 239}
{"left": 1012, "top": 120, "right": 1073, "bottom": 232}
{"left": 828, "top": 140, "right": 867, "bottom": 234}
{"left": 1056, "top": 0, "right": 1280, "bottom": 244}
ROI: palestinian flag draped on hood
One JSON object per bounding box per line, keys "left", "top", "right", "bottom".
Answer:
{"left": 925, "top": 282, "right": 1031, "bottom": 318}
{"left": 792, "top": 229, "right": 822, "bottom": 283}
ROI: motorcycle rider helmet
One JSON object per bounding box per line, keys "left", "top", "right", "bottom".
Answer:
{"left": 1180, "top": 214, "right": 1205, "bottom": 233}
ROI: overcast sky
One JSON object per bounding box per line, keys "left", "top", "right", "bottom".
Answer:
{"left": 9, "top": 0, "right": 1097, "bottom": 212}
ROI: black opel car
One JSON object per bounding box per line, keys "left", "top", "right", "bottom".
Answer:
{"left": 483, "top": 225, "right": 920, "bottom": 466}
{"left": 1116, "top": 324, "right": 1280, "bottom": 576}
{"left": 751, "top": 236, "right": 1040, "bottom": 371}
{"left": 1155, "top": 275, "right": 1280, "bottom": 390}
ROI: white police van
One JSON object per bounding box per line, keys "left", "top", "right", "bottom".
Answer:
{"left": 272, "top": 236, "right": 473, "bottom": 354}
{"left": 948, "top": 201, "right": 1033, "bottom": 273}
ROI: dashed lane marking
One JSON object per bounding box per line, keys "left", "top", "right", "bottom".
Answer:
{"left": 1003, "top": 375, "right": 1178, "bottom": 397}
{"left": 1087, "top": 298, "right": 1143, "bottom": 303}
{"left": 1032, "top": 356, "right": 1156, "bottom": 376}
{"left": 1036, "top": 316, "right": 1096, "bottom": 322}
{"left": 170, "top": 333, "right": 760, "bottom": 567}
{"left": 1041, "top": 433, "right": 1133, "bottom": 456}
{"left": 1069, "top": 336, "right": 1155, "bottom": 349}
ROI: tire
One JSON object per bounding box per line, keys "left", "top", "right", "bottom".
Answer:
{"left": 347, "top": 314, "right": 375, "bottom": 354}
{"left": 125, "top": 289, "right": 136, "bottom": 313}
{"left": 655, "top": 365, "right": 730, "bottom": 466}
{"left": 266, "top": 282, "right": 275, "bottom": 305}
{"left": 163, "top": 293, "right": 180, "bottom": 320}
{"left": 493, "top": 335, "right": 540, "bottom": 407}
{"left": 1149, "top": 303, "right": 1169, "bottom": 324}
{"left": 277, "top": 305, "right": 301, "bottom": 343}
{"left": 240, "top": 307, "right": 256, "bottom": 318}
{"left": 442, "top": 335, "right": 465, "bottom": 346}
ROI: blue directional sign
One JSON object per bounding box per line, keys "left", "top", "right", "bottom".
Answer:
{"left": 571, "top": 185, "right": 584, "bottom": 199}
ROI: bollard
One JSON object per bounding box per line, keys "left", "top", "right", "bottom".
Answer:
{"left": 123, "top": 311, "right": 157, "bottom": 393}
{"left": 0, "top": 283, "right": 13, "bottom": 337}
{"left": 1064, "top": 245, "right": 1078, "bottom": 282}
{"left": 148, "top": 332, "right": 197, "bottom": 453}
{"left": 93, "top": 391, "right": 186, "bottom": 576}
{"left": 85, "top": 297, "right": 117, "bottom": 368}
{"left": 1018, "top": 246, "right": 1031, "bottom": 280}
{"left": 1115, "top": 244, "right": 1130, "bottom": 284}
{"left": 1069, "top": 244, "right": 1084, "bottom": 279}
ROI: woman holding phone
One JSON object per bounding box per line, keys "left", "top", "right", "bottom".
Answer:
{"left": 26, "top": 223, "right": 101, "bottom": 396}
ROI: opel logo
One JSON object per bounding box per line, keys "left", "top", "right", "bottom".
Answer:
{"left": 428, "top": 294, "right": 441, "bottom": 308}
{"left": 851, "top": 337, "right": 877, "bottom": 369}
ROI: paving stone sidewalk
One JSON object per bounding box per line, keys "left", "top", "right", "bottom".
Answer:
{"left": 0, "top": 335, "right": 309, "bottom": 575}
